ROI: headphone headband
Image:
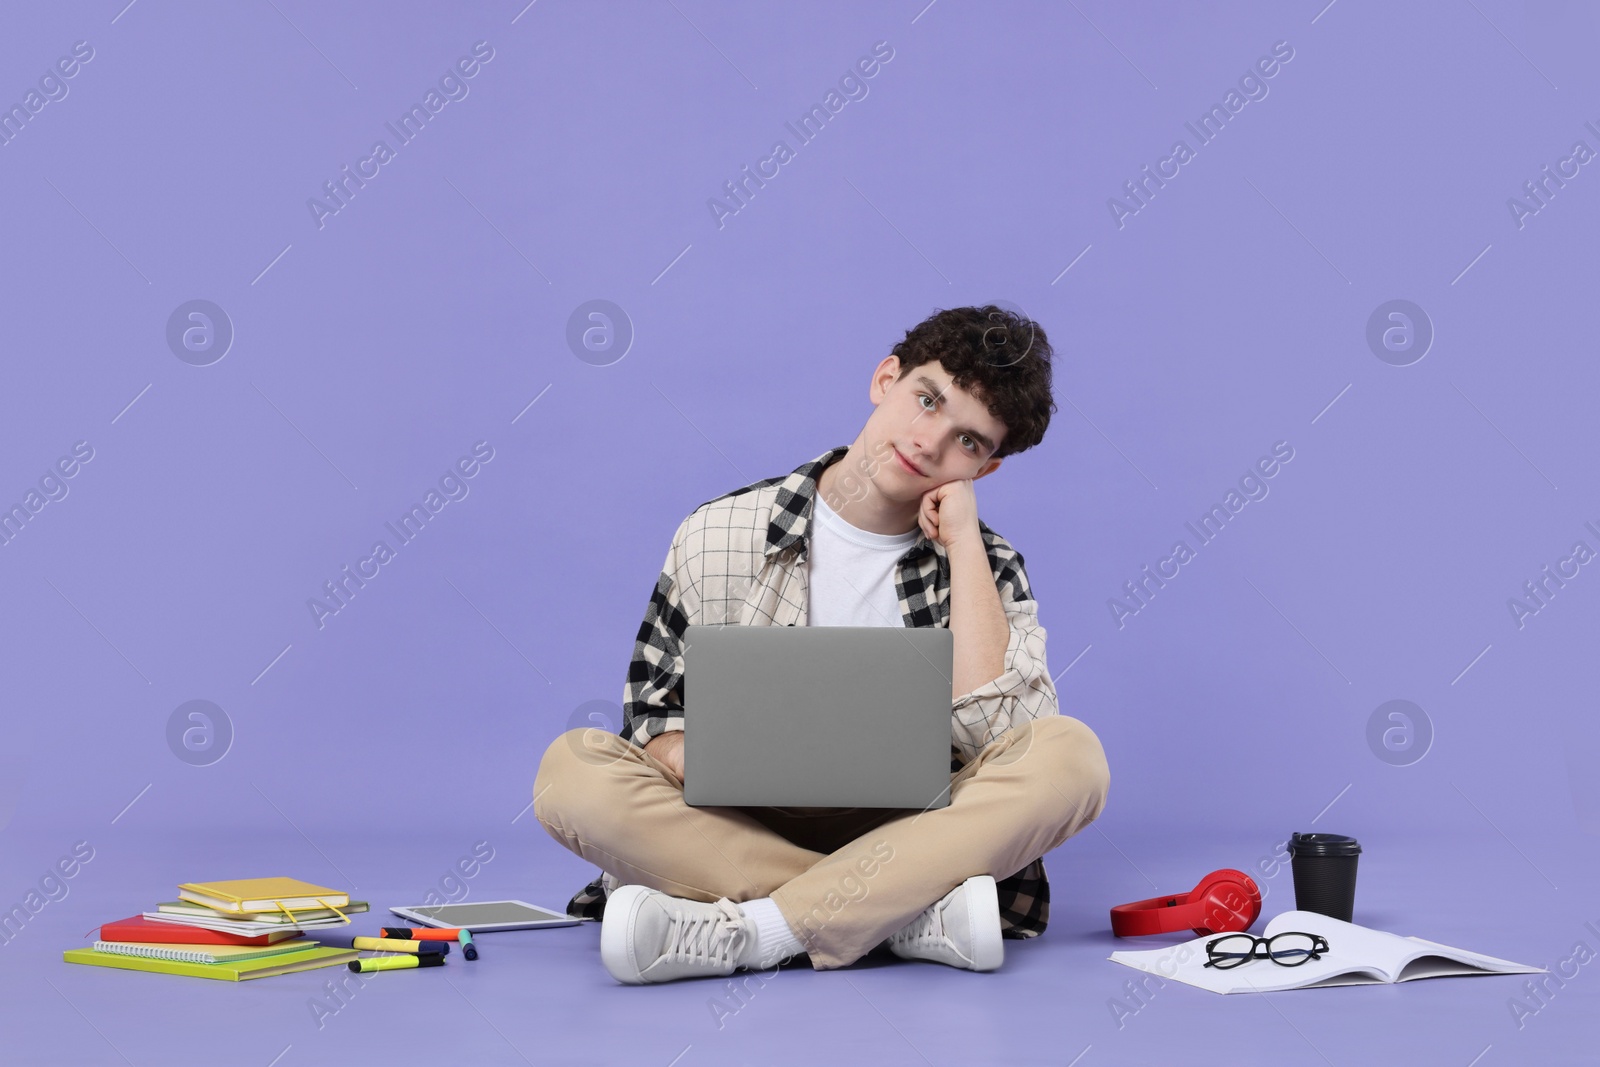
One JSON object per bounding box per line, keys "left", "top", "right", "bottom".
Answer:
{"left": 1109, "top": 868, "right": 1262, "bottom": 937}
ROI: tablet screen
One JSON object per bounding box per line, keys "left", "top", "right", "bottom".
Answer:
{"left": 405, "top": 902, "right": 570, "bottom": 926}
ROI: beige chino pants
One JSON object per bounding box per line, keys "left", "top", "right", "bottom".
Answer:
{"left": 532, "top": 714, "right": 1110, "bottom": 969}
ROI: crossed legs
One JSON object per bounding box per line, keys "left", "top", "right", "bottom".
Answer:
{"left": 533, "top": 714, "right": 1109, "bottom": 969}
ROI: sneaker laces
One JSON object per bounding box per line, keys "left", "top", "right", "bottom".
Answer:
{"left": 661, "top": 898, "right": 749, "bottom": 968}
{"left": 888, "top": 900, "right": 946, "bottom": 953}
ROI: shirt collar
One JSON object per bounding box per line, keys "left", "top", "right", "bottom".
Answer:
{"left": 764, "top": 445, "right": 939, "bottom": 562}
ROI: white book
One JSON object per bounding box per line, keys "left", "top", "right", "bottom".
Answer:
{"left": 1108, "top": 910, "right": 1545, "bottom": 994}
{"left": 155, "top": 899, "right": 368, "bottom": 924}
{"left": 139, "top": 911, "right": 348, "bottom": 937}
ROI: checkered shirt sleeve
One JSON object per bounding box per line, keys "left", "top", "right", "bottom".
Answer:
{"left": 947, "top": 534, "right": 1059, "bottom": 763}
{"left": 620, "top": 518, "right": 694, "bottom": 748}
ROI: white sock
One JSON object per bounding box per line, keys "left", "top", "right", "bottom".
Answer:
{"left": 737, "top": 897, "right": 804, "bottom": 968}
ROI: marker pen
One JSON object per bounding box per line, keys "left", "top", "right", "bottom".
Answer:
{"left": 349, "top": 954, "right": 445, "bottom": 973}
{"left": 379, "top": 926, "right": 479, "bottom": 960}
{"left": 353, "top": 936, "right": 447, "bottom": 955}
{"left": 381, "top": 927, "right": 464, "bottom": 942}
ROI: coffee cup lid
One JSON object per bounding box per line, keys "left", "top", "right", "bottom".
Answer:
{"left": 1288, "top": 832, "right": 1361, "bottom": 857}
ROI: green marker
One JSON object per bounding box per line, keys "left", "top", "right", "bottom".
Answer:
{"left": 459, "top": 928, "right": 478, "bottom": 961}
{"left": 348, "top": 954, "right": 445, "bottom": 973}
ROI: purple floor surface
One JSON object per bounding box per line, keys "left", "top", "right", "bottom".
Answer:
{"left": 4, "top": 823, "right": 1596, "bottom": 1067}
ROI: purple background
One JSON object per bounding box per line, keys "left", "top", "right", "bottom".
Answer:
{"left": 2, "top": 1, "right": 1598, "bottom": 1064}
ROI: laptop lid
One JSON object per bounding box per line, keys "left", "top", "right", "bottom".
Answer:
{"left": 681, "top": 624, "right": 953, "bottom": 809}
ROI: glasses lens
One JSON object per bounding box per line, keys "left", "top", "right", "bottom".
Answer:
{"left": 1207, "top": 934, "right": 1256, "bottom": 969}
{"left": 1267, "top": 933, "right": 1319, "bottom": 966}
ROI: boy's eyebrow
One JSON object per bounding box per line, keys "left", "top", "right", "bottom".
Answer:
{"left": 914, "top": 375, "right": 997, "bottom": 454}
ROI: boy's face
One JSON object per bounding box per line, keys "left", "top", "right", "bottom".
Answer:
{"left": 862, "top": 355, "right": 1006, "bottom": 500}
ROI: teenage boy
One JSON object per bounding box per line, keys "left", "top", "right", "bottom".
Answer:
{"left": 534, "top": 305, "right": 1110, "bottom": 984}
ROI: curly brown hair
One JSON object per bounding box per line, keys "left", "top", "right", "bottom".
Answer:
{"left": 889, "top": 305, "right": 1056, "bottom": 459}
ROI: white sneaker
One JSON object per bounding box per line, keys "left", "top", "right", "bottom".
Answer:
{"left": 885, "top": 875, "right": 1004, "bottom": 972}
{"left": 600, "top": 884, "right": 755, "bottom": 985}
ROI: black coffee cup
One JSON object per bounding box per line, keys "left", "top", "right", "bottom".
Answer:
{"left": 1287, "top": 832, "right": 1360, "bottom": 922}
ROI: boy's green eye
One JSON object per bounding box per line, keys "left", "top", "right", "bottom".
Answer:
{"left": 920, "top": 394, "right": 978, "bottom": 452}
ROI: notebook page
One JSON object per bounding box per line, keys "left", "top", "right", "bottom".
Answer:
{"left": 1107, "top": 934, "right": 1246, "bottom": 994}
{"left": 1260, "top": 912, "right": 1543, "bottom": 985}
{"left": 1108, "top": 933, "right": 1390, "bottom": 993}
{"left": 1108, "top": 911, "right": 1540, "bottom": 993}
{"left": 1262, "top": 910, "right": 1424, "bottom": 982}
{"left": 1393, "top": 937, "right": 1544, "bottom": 981}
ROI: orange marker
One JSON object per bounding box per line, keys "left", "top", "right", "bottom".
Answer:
{"left": 383, "top": 926, "right": 477, "bottom": 960}
{"left": 381, "top": 927, "right": 462, "bottom": 941}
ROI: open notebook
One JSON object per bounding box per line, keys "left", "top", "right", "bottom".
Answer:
{"left": 1109, "top": 910, "right": 1544, "bottom": 994}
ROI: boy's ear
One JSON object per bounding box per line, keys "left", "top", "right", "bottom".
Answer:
{"left": 974, "top": 457, "right": 1003, "bottom": 480}
{"left": 869, "top": 354, "right": 901, "bottom": 403}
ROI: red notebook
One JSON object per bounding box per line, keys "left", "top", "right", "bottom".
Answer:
{"left": 95, "top": 915, "right": 301, "bottom": 946}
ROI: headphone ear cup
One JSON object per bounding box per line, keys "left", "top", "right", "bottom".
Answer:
{"left": 1188, "top": 869, "right": 1262, "bottom": 936}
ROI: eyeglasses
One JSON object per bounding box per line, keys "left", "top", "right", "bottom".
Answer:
{"left": 1203, "top": 932, "right": 1329, "bottom": 970}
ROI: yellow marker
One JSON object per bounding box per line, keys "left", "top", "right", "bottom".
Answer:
{"left": 348, "top": 954, "right": 444, "bottom": 972}
{"left": 350, "top": 936, "right": 447, "bottom": 955}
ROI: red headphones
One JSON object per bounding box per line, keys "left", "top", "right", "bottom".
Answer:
{"left": 1109, "top": 869, "right": 1262, "bottom": 937}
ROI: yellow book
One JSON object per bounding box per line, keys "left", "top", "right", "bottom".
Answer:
{"left": 64, "top": 944, "right": 358, "bottom": 981}
{"left": 177, "top": 878, "right": 350, "bottom": 919}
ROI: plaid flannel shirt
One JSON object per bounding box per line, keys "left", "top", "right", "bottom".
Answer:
{"left": 566, "top": 444, "right": 1060, "bottom": 938}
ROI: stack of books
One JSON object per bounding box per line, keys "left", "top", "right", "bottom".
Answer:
{"left": 65, "top": 877, "right": 365, "bottom": 981}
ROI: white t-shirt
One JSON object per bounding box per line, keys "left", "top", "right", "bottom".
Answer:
{"left": 805, "top": 495, "right": 919, "bottom": 627}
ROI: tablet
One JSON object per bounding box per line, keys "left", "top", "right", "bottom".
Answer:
{"left": 388, "top": 900, "right": 583, "bottom": 931}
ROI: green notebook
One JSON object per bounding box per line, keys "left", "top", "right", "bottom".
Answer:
{"left": 93, "top": 938, "right": 317, "bottom": 964}
{"left": 64, "top": 944, "right": 357, "bottom": 980}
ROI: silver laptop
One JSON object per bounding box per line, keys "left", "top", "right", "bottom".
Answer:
{"left": 681, "top": 624, "right": 953, "bottom": 809}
